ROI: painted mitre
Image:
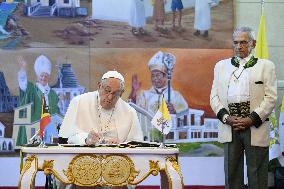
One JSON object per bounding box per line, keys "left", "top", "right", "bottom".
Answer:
{"left": 148, "top": 51, "right": 176, "bottom": 73}
{"left": 34, "top": 55, "right": 52, "bottom": 76}
{"left": 102, "top": 70, "right": 125, "bottom": 83}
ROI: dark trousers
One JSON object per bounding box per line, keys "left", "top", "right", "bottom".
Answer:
{"left": 224, "top": 129, "right": 268, "bottom": 189}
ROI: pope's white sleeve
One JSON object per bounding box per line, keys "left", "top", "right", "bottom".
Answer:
{"left": 59, "top": 97, "right": 88, "bottom": 144}
{"left": 67, "top": 131, "right": 89, "bottom": 144}
{"left": 127, "top": 109, "right": 143, "bottom": 142}
{"left": 18, "top": 70, "right": 27, "bottom": 91}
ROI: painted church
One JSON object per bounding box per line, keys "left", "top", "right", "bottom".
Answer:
{"left": 0, "top": 122, "right": 13, "bottom": 152}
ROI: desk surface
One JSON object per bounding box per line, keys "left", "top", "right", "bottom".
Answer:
{"left": 21, "top": 146, "right": 179, "bottom": 155}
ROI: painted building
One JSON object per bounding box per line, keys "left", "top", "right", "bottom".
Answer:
{"left": 166, "top": 109, "right": 219, "bottom": 143}
{"left": 25, "top": 0, "right": 79, "bottom": 7}
{"left": 12, "top": 103, "right": 63, "bottom": 149}
{"left": 52, "top": 63, "right": 85, "bottom": 115}
{"left": 130, "top": 102, "right": 219, "bottom": 143}
{"left": 0, "top": 71, "right": 19, "bottom": 112}
{"left": 24, "top": 0, "right": 85, "bottom": 17}
{"left": 0, "top": 122, "right": 14, "bottom": 152}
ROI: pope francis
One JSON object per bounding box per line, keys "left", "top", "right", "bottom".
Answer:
{"left": 59, "top": 71, "right": 143, "bottom": 145}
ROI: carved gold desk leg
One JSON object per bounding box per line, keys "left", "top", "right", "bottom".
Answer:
{"left": 18, "top": 155, "right": 38, "bottom": 189}
{"left": 160, "top": 158, "right": 184, "bottom": 189}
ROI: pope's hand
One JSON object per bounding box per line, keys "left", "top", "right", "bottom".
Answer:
{"left": 106, "top": 138, "right": 119, "bottom": 144}
{"left": 85, "top": 130, "right": 101, "bottom": 145}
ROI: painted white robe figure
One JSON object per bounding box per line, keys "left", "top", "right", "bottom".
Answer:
{"left": 137, "top": 87, "right": 188, "bottom": 116}
{"left": 194, "top": 0, "right": 211, "bottom": 31}
{"left": 129, "top": 0, "right": 146, "bottom": 28}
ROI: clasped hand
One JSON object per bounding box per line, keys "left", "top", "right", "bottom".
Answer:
{"left": 85, "top": 130, "right": 118, "bottom": 145}
{"left": 226, "top": 116, "right": 253, "bottom": 131}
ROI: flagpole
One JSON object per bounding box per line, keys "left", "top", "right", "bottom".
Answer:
{"left": 152, "top": 95, "right": 171, "bottom": 148}
{"left": 255, "top": 0, "right": 268, "bottom": 59}
{"left": 159, "top": 95, "right": 166, "bottom": 148}
{"left": 39, "top": 95, "right": 48, "bottom": 148}
{"left": 159, "top": 122, "right": 166, "bottom": 148}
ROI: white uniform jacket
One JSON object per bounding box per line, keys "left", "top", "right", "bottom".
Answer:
{"left": 210, "top": 57, "right": 277, "bottom": 147}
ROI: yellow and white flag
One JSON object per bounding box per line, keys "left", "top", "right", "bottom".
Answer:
{"left": 254, "top": 12, "right": 269, "bottom": 59}
{"left": 254, "top": 9, "right": 281, "bottom": 159}
{"left": 151, "top": 97, "right": 172, "bottom": 134}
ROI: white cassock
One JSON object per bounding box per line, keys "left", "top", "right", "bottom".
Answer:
{"left": 129, "top": 0, "right": 146, "bottom": 28}
{"left": 194, "top": 0, "right": 211, "bottom": 31}
{"left": 59, "top": 91, "right": 143, "bottom": 144}
{"left": 137, "top": 87, "right": 188, "bottom": 115}
{"left": 136, "top": 87, "right": 188, "bottom": 138}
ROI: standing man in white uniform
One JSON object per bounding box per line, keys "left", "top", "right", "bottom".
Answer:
{"left": 210, "top": 26, "right": 277, "bottom": 189}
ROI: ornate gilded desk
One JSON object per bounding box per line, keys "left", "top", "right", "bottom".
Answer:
{"left": 19, "top": 146, "right": 184, "bottom": 189}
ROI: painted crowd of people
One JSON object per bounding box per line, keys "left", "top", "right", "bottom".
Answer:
{"left": 129, "top": 0, "right": 216, "bottom": 38}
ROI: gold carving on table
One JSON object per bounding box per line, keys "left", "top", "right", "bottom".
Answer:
{"left": 128, "top": 167, "right": 140, "bottom": 183}
{"left": 165, "top": 156, "right": 184, "bottom": 189}
{"left": 166, "top": 156, "right": 182, "bottom": 177}
{"left": 37, "top": 159, "right": 72, "bottom": 184}
{"left": 149, "top": 160, "right": 160, "bottom": 176}
{"left": 128, "top": 160, "right": 160, "bottom": 185}
{"left": 40, "top": 160, "right": 54, "bottom": 175}
{"left": 72, "top": 155, "right": 101, "bottom": 185}
{"left": 102, "top": 155, "right": 132, "bottom": 185}
{"left": 64, "top": 155, "right": 102, "bottom": 186}
{"left": 19, "top": 153, "right": 183, "bottom": 188}
{"left": 63, "top": 154, "right": 139, "bottom": 186}
{"left": 18, "top": 155, "right": 38, "bottom": 189}
{"left": 21, "top": 155, "right": 37, "bottom": 175}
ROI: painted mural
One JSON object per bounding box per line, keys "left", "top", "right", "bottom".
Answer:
{"left": 0, "top": 47, "right": 232, "bottom": 156}
{"left": 0, "top": 0, "right": 234, "bottom": 157}
{"left": 0, "top": 48, "right": 89, "bottom": 150}
{"left": 0, "top": 0, "right": 233, "bottom": 49}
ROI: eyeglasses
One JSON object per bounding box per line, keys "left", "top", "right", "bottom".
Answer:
{"left": 233, "top": 40, "right": 250, "bottom": 46}
{"left": 100, "top": 86, "right": 122, "bottom": 98}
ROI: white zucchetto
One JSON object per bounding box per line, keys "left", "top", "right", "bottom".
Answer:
{"left": 102, "top": 71, "right": 125, "bottom": 83}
